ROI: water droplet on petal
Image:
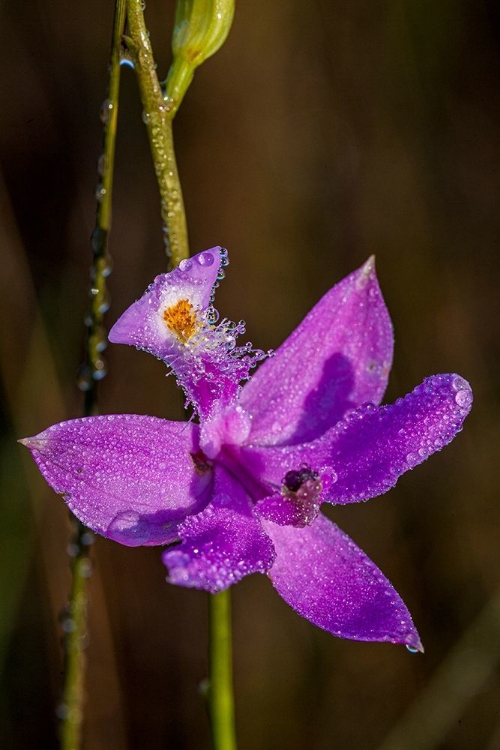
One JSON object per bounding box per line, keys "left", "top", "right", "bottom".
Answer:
{"left": 406, "top": 452, "right": 419, "bottom": 468}
{"left": 455, "top": 389, "right": 472, "bottom": 408}
{"left": 452, "top": 376, "right": 467, "bottom": 392}
{"left": 107, "top": 511, "right": 150, "bottom": 546}
{"left": 179, "top": 258, "right": 192, "bottom": 272}
{"left": 406, "top": 645, "right": 420, "bottom": 654}
{"left": 205, "top": 306, "right": 219, "bottom": 324}
{"left": 196, "top": 251, "right": 214, "bottom": 267}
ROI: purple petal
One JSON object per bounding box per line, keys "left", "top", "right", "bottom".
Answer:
{"left": 240, "top": 258, "right": 393, "bottom": 446}
{"left": 109, "top": 247, "right": 224, "bottom": 359}
{"left": 263, "top": 513, "right": 422, "bottom": 648}
{"left": 241, "top": 375, "right": 472, "bottom": 506}
{"left": 163, "top": 467, "right": 276, "bottom": 592}
{"left": 255, "top": 492, "right": 321, "bottom": 528}
{"left": 109, "top": 247, "right": 267, "bottom": 417}
{"left": 20, "top": 415, "right": 212, "bottom": 546}
{"left": 324, "top": 374, "right": 473, "bottom": 504}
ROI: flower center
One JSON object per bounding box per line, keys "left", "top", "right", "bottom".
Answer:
{"left": 163, "top": 299, "right": 199, "bottom": 342}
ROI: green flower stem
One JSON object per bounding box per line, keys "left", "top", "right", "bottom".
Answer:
{"left": 60, "top": 1, "right": 126, "bottom": 748}
{"left": 126, "top": 0, "right": 189, "bottom": 265}
{"left": 60, "top": 544, "right": 92, "bottom": 750}
{"left": 208, "top": 590, "right": 238, "bottom": 750}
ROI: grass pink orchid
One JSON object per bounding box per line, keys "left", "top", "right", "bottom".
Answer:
{"left": 21, "top": 248, "right": 472, "bottom": 649}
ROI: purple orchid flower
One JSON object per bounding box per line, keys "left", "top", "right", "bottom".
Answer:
{"left": 21, "top": 247, "right": 473, "bottom": 649}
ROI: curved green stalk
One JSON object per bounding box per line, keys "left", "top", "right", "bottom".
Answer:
{"left": 208, "top": 590, "right": 238, "bottom": 750}
{"left": 126, "top": 0, "right": 189, "bottom": 265}
{"left": 60, "top": 2, "right": 126, "bottom": 747}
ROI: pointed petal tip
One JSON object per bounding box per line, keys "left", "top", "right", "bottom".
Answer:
{"left": 355, "top": 255, "right": 378, "bottom": 289}
{"left": 405, "top": 636, "right": 424, "bottom": 654}
{"left": 364, "top": 254, "right": 376, "bottom": 271}
{"left": 18, "top": 435, "right": 43, "bottom": 450}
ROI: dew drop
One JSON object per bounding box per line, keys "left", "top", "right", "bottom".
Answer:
{"left": 455, "top": 389, "right": 472, "bottom": 408}
{"left": 95, "top": 184, "right": 107, "bottom": 202}
{"left": 56, "top": 703, "right": 70, "bottom": 720}
{"left": 120, "top": 57, "right": 135, "bottom": 70}
{"left": 406, "top": 452, "right": 419, "bottom": 468}
{"left": 97, "top": 153, "right": 108, "bottom": 176}
{"left": 100, "top": 99, "right": 113, "bottom": 123}
{"left": 452, "top": 376, "right": 468, "bottom": 392}
{"left": 76, "top": 363, "right": 92, "bottom": 392}
{"left": 107, "top": 511, "right": 150, "bottom": 546}
{"left": 93, "top": 358, "right": 107, "bottom": 380}
{"left": 61, "top": 617, "right": 76, "bottom": 633}
{"left": 406, "top": 645, "right": 420, "bottom": 654}
{"left": 179, "top": 258, "right": 192, "bottom": 272}
{"left": 81, "top": 531, "right": 94, "bottom": 546}
{"left": 197, "top": 251, "right": 214, "bottom": 267}
{"left": 90, "top": 226, "right": 105, "bottom": 254}
{"left": 219, "top": 247, "right": 229, "bottom": 266}
{"left": 101, "top": 253, "right": 113, "bottom": 277}
{"left": 205, "top": 306, "right": 219, "bottom": 324}
{"left": 98, "top": 291, "right": 111, "bottom": 313}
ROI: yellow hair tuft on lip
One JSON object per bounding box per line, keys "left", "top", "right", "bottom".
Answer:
{"left": 163, "top": 299, "right": 199, "bottom": 342}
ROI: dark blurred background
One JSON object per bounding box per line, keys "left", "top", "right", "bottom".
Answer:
{"left": 1, "top": 1, "right": 499, "bottom": 748}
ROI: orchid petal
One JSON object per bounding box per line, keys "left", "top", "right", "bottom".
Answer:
{"left": 240, "top": 258, "right": 393, "bottom": 445}
{"left": 255, "top": 492, "right": 321, "bottom": 528}
{"left": 20, "top": 416, "right": 212, "bottom": 546}
{"left": 109, "top": 247, "right": 267, "bottom": 417}
{"left": 263, "top": 513, "right": 422, "bottom": 648}
{"left": 163, "top": 467, "right": 276, "bottom": 592}
{"left": 324, "top": 374, "right": 472, "bottom": 504}
{"left": 109, "top": 247, "right": 224, "bottom": 360}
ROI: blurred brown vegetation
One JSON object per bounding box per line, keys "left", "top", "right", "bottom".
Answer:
{"left": 1, "top": 1, "right": 499, "bottom": 748}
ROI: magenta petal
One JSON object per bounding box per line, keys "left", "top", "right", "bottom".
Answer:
{"left": 324, "top": 374, "right": 473, "bottom": 504}
{"left": 163, "top": 467, "right": 276, "bottom": 592}
{"left": 109, "top": 247, "right": 223, "bottom": 359}
{"left": 20, "top": 415, "right": 212, "bottom": 546}
{"left": 240, "top": 258, "right": 393, "bottom": 446}
{"left": 263, "top": 513, "right": 422, "bottom": 648}
{"left": 255, "top": 493, "right": 321, "bottom": 528}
